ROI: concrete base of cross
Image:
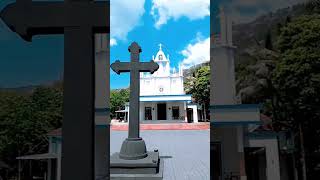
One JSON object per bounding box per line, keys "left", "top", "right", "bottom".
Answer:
{"left": 119, "top": 138, "right": 148, "bottom": 160}
{"left": 110, "top": 151, "right": 163, "bottom": 180}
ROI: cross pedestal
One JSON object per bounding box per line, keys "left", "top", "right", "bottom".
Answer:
{"left": 110, "top": 42, "right": 163, "bottom": 179}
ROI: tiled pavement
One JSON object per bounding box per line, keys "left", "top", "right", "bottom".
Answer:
{"left": 110, "top": 130, "right": 210, "bottom": 180}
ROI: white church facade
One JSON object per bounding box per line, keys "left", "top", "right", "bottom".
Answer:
{"left": 123, "top": 44, "right": 199, "bottom": 123}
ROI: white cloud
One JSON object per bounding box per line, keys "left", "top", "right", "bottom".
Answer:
{"left": 151, "top": 0, "right": 210, "bottom": 29}
{"left": 180, "top": 34, "right": 210, "bottom": 69}
{"left": 110, "top": 38, "right": 117, "bottom": 46}
{"left": 224, "top": 0, "right": 304, "bottom": 24}
{"left": 111, "top": 0, "right": 145, "bottom": 44}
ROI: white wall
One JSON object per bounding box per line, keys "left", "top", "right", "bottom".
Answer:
{"left": 249, "top": 138, "right": 281, "bottom": 180}
{"left": 140, "top": 48, "right": 185, "bottom": 96}
{"left": 140, "top": 76, "right": 184, "bottom": 96}
{"left": 187, "top": 104, "right": 199, "bottom": 123}
{"left": 139, "top": 101, "right": 186, "bottom": 121}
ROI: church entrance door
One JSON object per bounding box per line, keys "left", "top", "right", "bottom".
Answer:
{"left": 187, "top": 108, "right": 193, "bottom": 123}
{"left": 245, "top": 147, "right": 267, "bottom": 180}
{"left": 157, "top": 103, "right": 167, "bottom": 120}
{"left": 145, "top": 107, "right": 152, "bottom": 120}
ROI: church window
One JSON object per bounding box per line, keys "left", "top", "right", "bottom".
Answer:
{"left": 145, "top": 80, "right": 150, "bottom": 85}
{"left": 172, "top": 106, "right": 180, "bottom": 120}
{"left": 159, "top": 54, "right": 163, "bottom": 60}
{"left": 172, "top": 80, "right": 176, "bottom": 84}
{"left": 145, "top": 107, "right": 152, "bottom": 120}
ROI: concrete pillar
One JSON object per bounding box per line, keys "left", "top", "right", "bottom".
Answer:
{"left": 47, "top": 159, "right": 52, "bottom": 180}
{"left": 167, "top": 102, "right": 171, "bottom": 120}
{"left": 266, "top": 140, "right": 281, "bottom": 180}
{"left": 210, "top": 7, "right": 246, "bottom": 179}
{"left": 152, "top": 102, "right": 156, "bottom": 121}
{"left": 94, "top": 33, "right": 109, "bottom": 179}
{"left": 47, "top": 138, "right": 52, "bottom": 180}
{"left": 237, "top": 127, "right": 246, "bottom": 180}
{"left": 211, "top": 46, "right": 236, "bottom": 105}
{"left": 180, "top": 102, "right": 184, "bottom": 120}
{"left": 184, "top": 101, "right": 188, "bottom": 122}
{"left": 127, "top": 104, "right": 130, "bottom": 123}
{"left": 139, "top": 102, "right": 144, "bottom": 121}
{"left": 192, "top": 105, "right": 198, "bottom": 123}
{"left": 249, "top": 139, "right": 281, "bottom": 180}
{"left": 57, "top": 155, "right": 61, "bottom": 180}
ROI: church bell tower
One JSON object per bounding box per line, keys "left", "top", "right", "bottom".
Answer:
{"left": 153, "top": 43, "right": 170, "bottom": 77}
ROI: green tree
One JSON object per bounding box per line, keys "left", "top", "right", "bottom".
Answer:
{"left": 31, "top": 87, "right": 63, "bottom": 128}
{"left": 110, "top": 88, "right": 130, "bottom": 118}
{"left": 0, "top": 86, "right": 63, "bottom": 178}
{"left": 273, "top": 14, "right": 320, "bottom": 180}
{"left": 185, "top": 65, "right": 210, "bottom": 120}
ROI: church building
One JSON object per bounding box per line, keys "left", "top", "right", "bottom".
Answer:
{"left": 123, "top": 44, "right": 200, "bottom": 123}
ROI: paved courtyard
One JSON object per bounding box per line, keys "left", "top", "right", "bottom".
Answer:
{"left": 110, "top": 130, "right": 210, "bottom": 180}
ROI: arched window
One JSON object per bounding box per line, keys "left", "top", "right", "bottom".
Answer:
{"left": 159, "top": 54, "right": 163, "bottom": 60}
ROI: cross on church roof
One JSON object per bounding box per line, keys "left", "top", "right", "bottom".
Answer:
{"left": 159, "top": 43, "right": 162, "bottom": 51}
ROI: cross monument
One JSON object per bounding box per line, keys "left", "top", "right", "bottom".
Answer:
{"left": 111, "top": 42, "right": 159, "bottom": 159}
{"left": 110, "top": 43, "right": 163, "bottom": 178}
{"left": 0, "top": 0, "right": 109, "bottom": 179}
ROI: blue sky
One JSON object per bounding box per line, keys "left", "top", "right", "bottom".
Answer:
{"left": 0, "top": 0, "right": 304, "bottom": 88}
{"left": 110, "top": 0, "right": 210, "bottom": 89}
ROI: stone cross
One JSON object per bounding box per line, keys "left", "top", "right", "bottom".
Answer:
{"left": 111, "top": 42, "right": 159, "bottom": 139}
{"left": 0, "top": 0, "right": 109, "bottom": 179}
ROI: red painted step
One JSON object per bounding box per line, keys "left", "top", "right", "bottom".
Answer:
{"left": 111, "top": 123, "right": 210, "bottom": 131}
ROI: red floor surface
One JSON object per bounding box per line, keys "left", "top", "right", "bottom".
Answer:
{"left": 111, "top": 122, "right": 210, "bottom": 131}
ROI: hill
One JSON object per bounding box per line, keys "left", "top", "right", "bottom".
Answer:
{"left": 0, "top": 80, "right": 63, "bottom": 94}
{"left": 233, "top": 3, "right": 307, "bottom": 65}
